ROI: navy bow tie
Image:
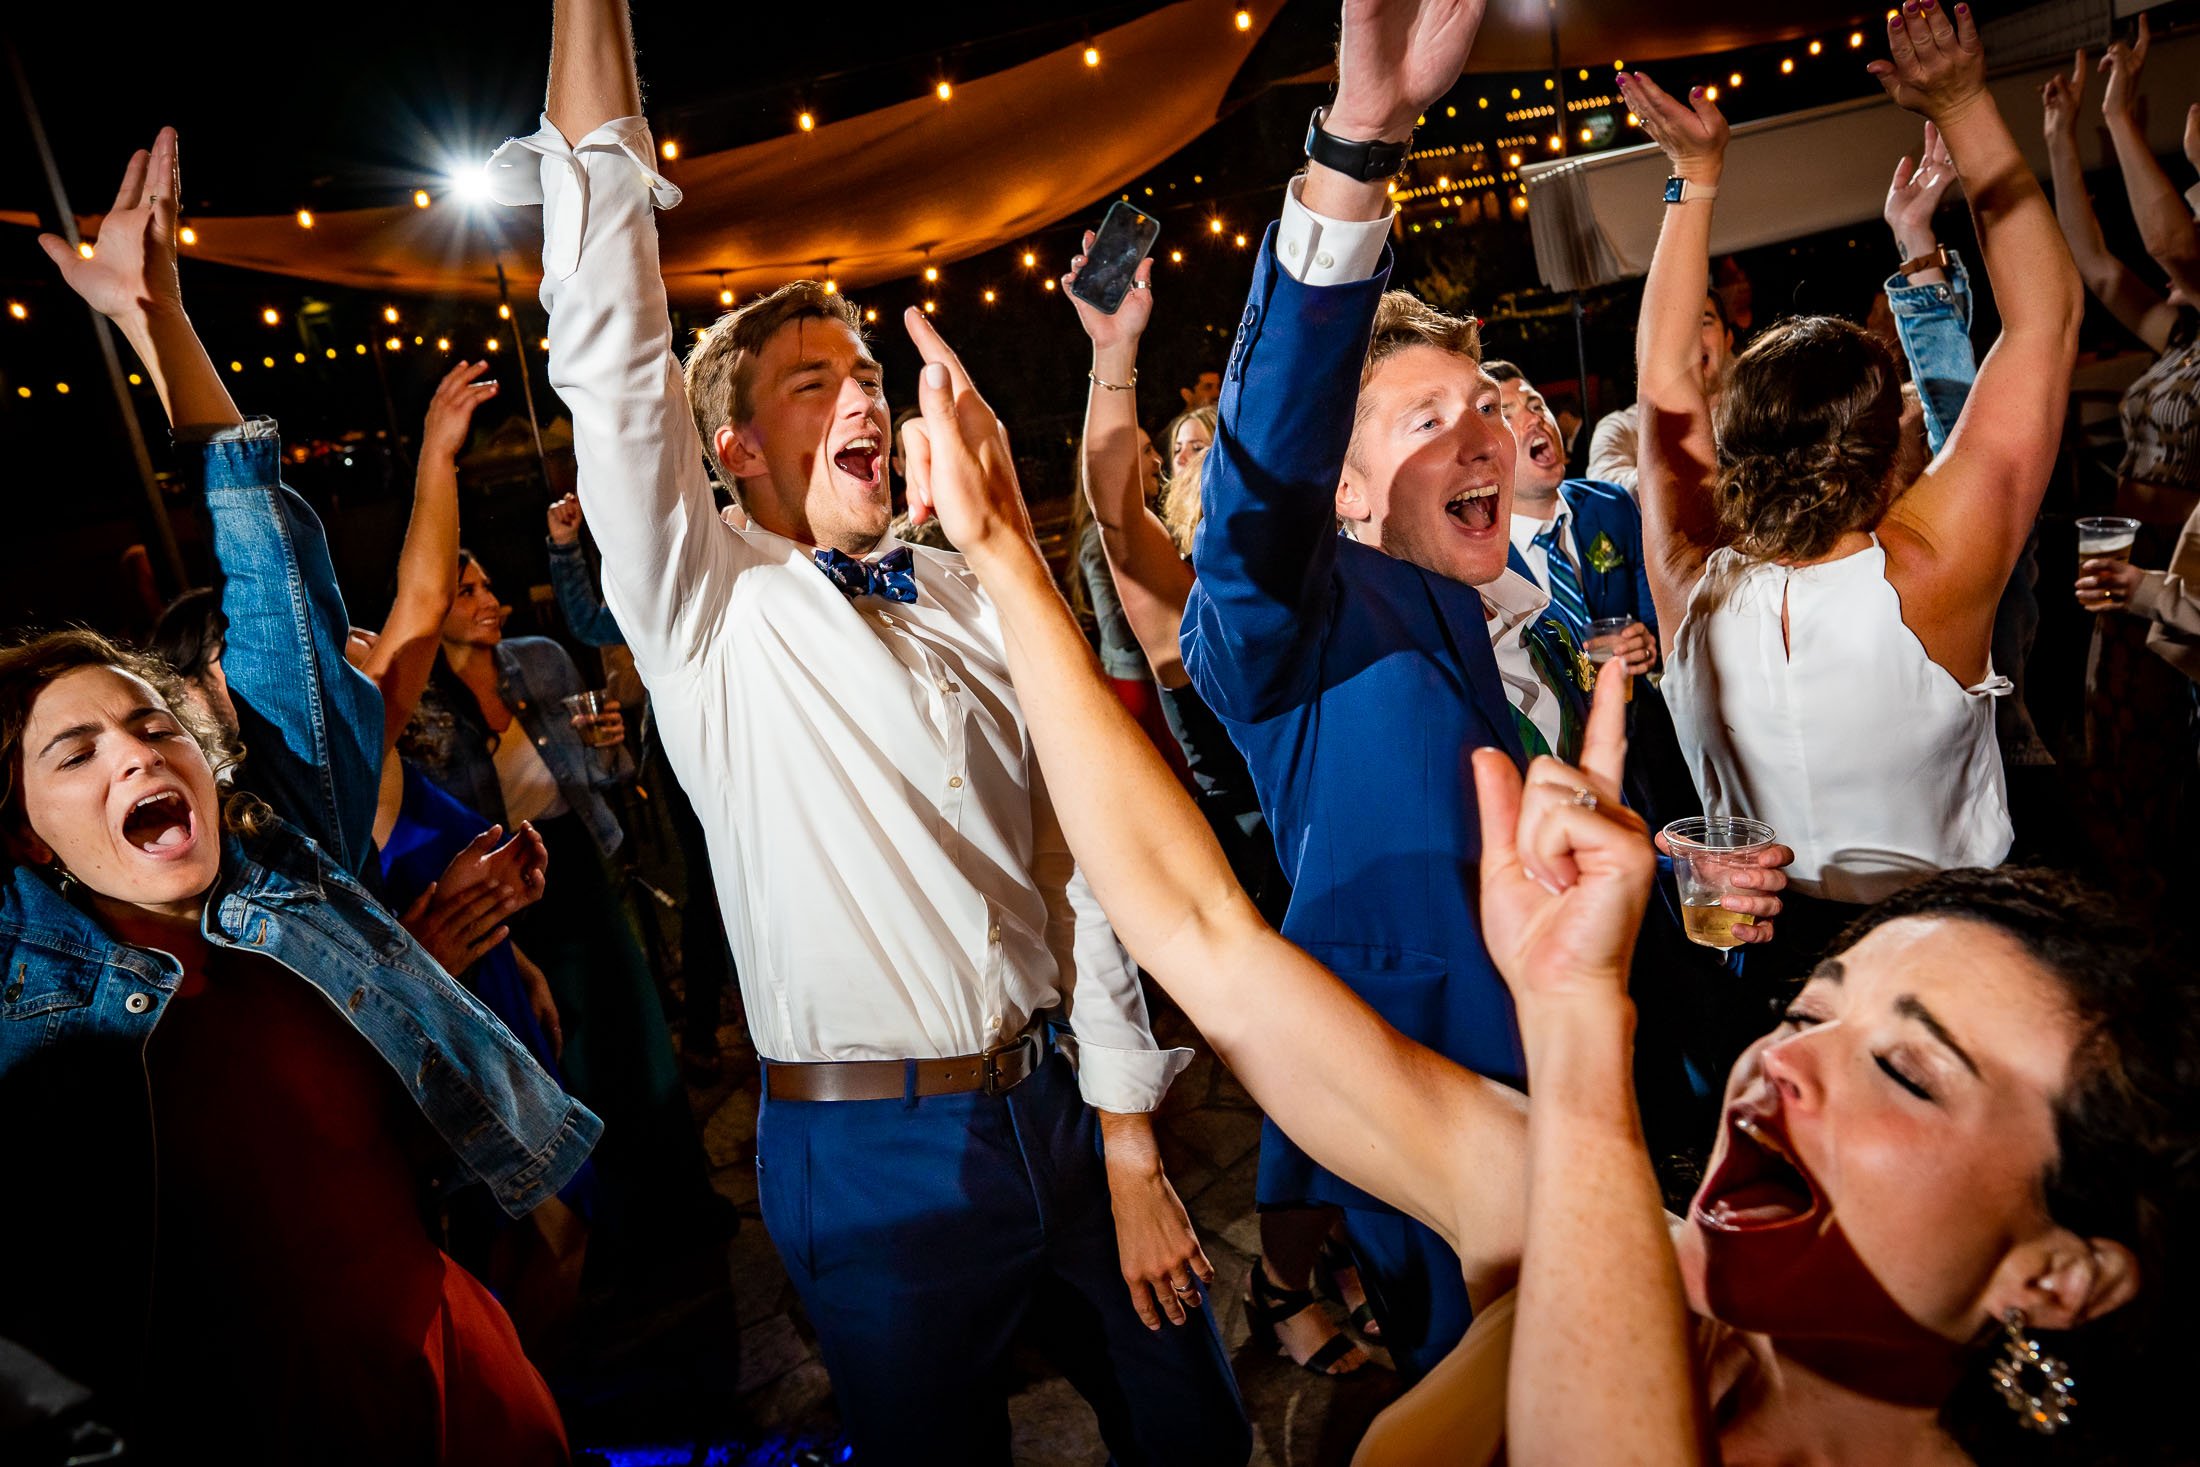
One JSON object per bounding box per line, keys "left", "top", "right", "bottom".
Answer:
{"left": 814, "top": 545, "right": 919, "bottom": 604}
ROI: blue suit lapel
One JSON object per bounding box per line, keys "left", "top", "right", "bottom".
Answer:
{"left": 1419, "top": 574, "right": 1527, "bottom": 767}
{"left": 1506, "top": 539, "right": 1536, "bottom": 589}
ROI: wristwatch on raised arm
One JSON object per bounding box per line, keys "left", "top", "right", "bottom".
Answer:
{"left": 1896, "top": 243, "right": 1953, "bottom": 279}
{"left": 1662, "top": 176, "right": 1718, "bottom": 204}
{"left": 1304, "top": 107, "right": 1413, "bottom": 183}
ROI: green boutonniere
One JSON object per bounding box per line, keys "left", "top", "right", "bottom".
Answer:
{"left": 1585, "top": 530, "right": 1627, "bottom": 574}
{"left": 1544, "top": 619, "right": 1598, "bottom": 694}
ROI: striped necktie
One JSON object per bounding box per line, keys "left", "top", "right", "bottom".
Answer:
{"left": 1532, "top": 513, "right": 1590, "bottom": 643}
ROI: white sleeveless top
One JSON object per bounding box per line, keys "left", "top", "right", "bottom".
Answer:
{"left": 1664, "top": 538, "right": 2012, "bottom": 904}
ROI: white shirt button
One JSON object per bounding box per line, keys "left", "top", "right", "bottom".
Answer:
{"left": 948, "top": 775, "right": 964, "bottom": 789}
{"left": 985, "top": 1013, "right": 1002, "bottom": 1031}
{"left": 987, "top": 921, "right": 1001, "bottom": 943}
{"left": 1316, "top": 251, "right": 1335, "bottom": 270}
{"left": 936, "top": 677, "right": 954, "bottom": 694}
{"left": 1283, "top": 240, "right": 1300, "bottom": 258}
{"left": 875, "top": 610, "right": 893, "bottom": 626}
{"left": 124, "top": 992, "right": 152, "bottom": 1014}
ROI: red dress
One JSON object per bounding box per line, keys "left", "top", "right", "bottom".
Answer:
{"left": 141, "top": 944, "right": 569, "bottom": 1465}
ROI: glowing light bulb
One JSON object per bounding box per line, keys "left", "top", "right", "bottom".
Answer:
{"left": 1781, "top": 58, "right": 1795, "bottom": 74}
{"left": 130, "top": 372, "right": 143, "bottom": 384}
{"left": 1478, "top": 97, "right": 1488, "bottom": 109}
{"left": 1543, "top": 78, "right": 1555, "bottom": 91}
{"left": 983, "top": 289, "right": 997, "bottom": 303}
{"left": 922, "top": 299, "right": 936, "bottom": 314}
{"left": 498, "top": 303, "right": 512, "bottom": 320}
{"left": 798, "top": 112, "right": 815, "bottom": 132}
{"left": 436, "top": 337, "right": 451, "bottom": 352}
{"left": 325, "top": 347, "right": 337, "bottom": 359}
{"left": 936, "top": 81, "right": 953, "bottom": 101}
{"left": 230, "top": 360, "right": 244, "bottom": 373}
{"left": 1508, "top": 152, "right": 1522, "bottom": 166}
{"left": 1021, "top": 251, "right": 1037, "bottom": 268}
{"left": 1209, "top": 218, "right": 1223, "bottom": 234}
{"left": 1728, "top": 71, "right": 1743, "bottom": 87}
{"left": 1234, "top": 233, "right": 1247, "bottom": 247}
{"left": 77, "top": 242, "right": 94, "bottom": 259}
{"left": 1809, "top": 39, "right": 1824, "bottom": 56}
{"left": 179, "top": 226, "right": 198, "bottom": 245}
{"left": 296, "top": 209, "right": 314, "bottom": 229}
{"left": 865, "top": 308, "right": 878, "bottom": 323}
{"left": 414, "top": 189, "right": 431, "bottom": 208}
{"left": 262, "top": 356, "right": 274, "bottom": 368}
{"left": 55, "top": 382, "right": 69, "bottom": 395}
{"left": 6, "top": 302, "right": 24, "bottom": 320}
{"left": 1580, "top": 126, "right": 1593, "bottom": 142}
{"left": 1042, "top": 278, "right": 1056, "bottom": 291}
{"left": 1083, "top": 46, "right": 1099, "bottom": 67}
{"left": 1849, "top": 31, "right": 1864, "bottom": 47}
{"left": 383, "top": 306, "right": 400, "bottom": 324}
{"left": 355, "top": 343, "right": 367, "bottom": 355}
{"left": 1510, "top": 87, "right": 1521, "bottom": 100}
{"left": 924, "top": 266, "right": 938, "bottom": 283}
{"left": 1234, "top": 9, "right": 1251, "bottom": 30}
{"left": 660, "top": 140, "right": 678, "bottom": 161}
{"left": 1168, "top": 249, "right": 1183, "bottom": 263}
{"left": 14, "top": 386, "right": 28, "bottom": 398}
{"left": 385, "top": 337, "right": 402, "bottom": 351}
{"left": 720, "top": 288, "right": 735, "bottom": 306}
{"left": 486, "top": 338, "right": 500, "bottom": 351}
{"left": 1704, "top": 85, "right": 1720, "bottom": 101}
{"left": 539, "top": 337, "right": 551, "bottom": 350}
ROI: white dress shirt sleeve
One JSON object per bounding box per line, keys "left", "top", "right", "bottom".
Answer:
{"left": 1585, "top": 406, "right": 1641, "bottom": 496}
{"left": 488, "top": 115, "right": 746, "bottom": 676}
{"left": 1275, "top": 176, "right": 1392, "bottom": 287}
{"left": 1030, "top": 766, "right": 1192, "bottom": 1113}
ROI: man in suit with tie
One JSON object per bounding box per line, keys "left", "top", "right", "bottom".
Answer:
{"left": 1180, "top": 0, "right": 1613, "bottom": 1381}
{"left": 1486, "top": 361, "right": 1703, "bottom": 833}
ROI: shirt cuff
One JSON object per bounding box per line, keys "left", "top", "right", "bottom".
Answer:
{"left": 1276, "top": 175, "right": 1392, "bottom": 286}
{"left": 2127, "top": 568, "right": 2175, "bottom": 622}
{"left": 1057, "top": 1036, "right": 1194, "bottom": 1114}
{"left": 173, "top": 414, "right": 279, "bottom": 447}
{"left": 484, "top": 114, "right": 682, "bottom": 280}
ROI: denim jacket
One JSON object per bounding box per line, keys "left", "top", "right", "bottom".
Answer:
{"left": 1886, "top": 251, "right": 1976, "bottom": 455}
{"left": 546, "top": 536, "right": 626, "bottom": 647}
{"left": 405, "top": 635, "right": 635, "bottom": 859}
{"left": 0, "top": 421, "right": 600, "bottom": 1389}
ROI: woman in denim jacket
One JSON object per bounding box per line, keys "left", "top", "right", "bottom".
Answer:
{"left": 1, "top": 129, "right": 595, "bottom": 1463}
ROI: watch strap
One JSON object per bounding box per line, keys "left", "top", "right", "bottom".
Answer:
{"left": 1897, "top": 244, "right": 1953, "bottom": 278}
{"left": 1304, "top": 107, "right": 1412, "bottom": 184}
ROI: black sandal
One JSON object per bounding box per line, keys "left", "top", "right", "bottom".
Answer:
{"left": 1245, "top": 1262, "right": 1363, "bottom": 1377}
{"left": 1317, "top": 1237, "right": 1384, "bottom": 1340}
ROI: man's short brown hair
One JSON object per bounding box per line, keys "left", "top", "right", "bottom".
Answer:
{"left": 683, "top": 280, "right": 864, "bottom": 488}
{"left": 1362, "top": 291, "right": 1482, "bottom": 385}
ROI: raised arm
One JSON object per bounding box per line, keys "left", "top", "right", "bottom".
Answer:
{"left": 43, "top": 129, "right": 382, "bottom": 870}
{"left": 543, "top": 494, "right": 628, "bottom": 647}
{"left": 1873, "top": 3, "right": 2083, "bottom": 638}
{"left": 1064, "top": 250, "right": 1196, "bottom": 687}
{"left": 1883, "top": 123, "right": 1978, "bottom": 453}
{"left": 1182, "top": 0, "right": 1469, "bottom": 722}
{"left": 363, "top": 361, "right": 499, "bottom": 754}
{"left": 494, "top": 0, "right": 741, "bottom": 676}
{"left": 2041, "top": 52, "right": 2177, "bottom": 352}
{"left": 899, "top": 304, "right": 1528, "bottom": 1305}
{"left": 1620, "top": 72, "right": 1729, "bottom": 653}
{"left": 2099, "top": 20, "right": 2200, "bottom": 299}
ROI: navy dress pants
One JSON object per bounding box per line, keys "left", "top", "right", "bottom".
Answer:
{"left": 756, "top": 1052, "right": 1251, "bottom": 1465}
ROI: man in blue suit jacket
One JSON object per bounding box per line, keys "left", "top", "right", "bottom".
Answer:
{"left": 1178, "top": 7, "right": 1601, "bottom": 1378}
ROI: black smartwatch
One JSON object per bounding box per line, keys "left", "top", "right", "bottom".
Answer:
{"left": 1304, "top": 107, "right": 1412, "bottom": 183}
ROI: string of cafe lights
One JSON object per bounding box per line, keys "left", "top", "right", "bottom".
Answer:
{"left": 4, "top": 15, "right": 1896, "bottom": 392}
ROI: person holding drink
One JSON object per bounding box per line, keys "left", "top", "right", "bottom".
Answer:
{"left": 1487, "top": 360, "right": 1700, "bottom": 829}
{"left": 1629, "top": 0, "right": 2082, "bottom": 983}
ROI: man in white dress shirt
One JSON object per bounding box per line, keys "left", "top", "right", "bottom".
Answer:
{"left": 487, "top": 4, "right": 1249, "bottom": 1460}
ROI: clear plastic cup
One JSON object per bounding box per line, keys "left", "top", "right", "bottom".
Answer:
{"left": 2075, "top": 516, "right": 2140, "bottom": 610}
{"left": 1584, "top": 615, "right": 1639, "bottom": 701}
{"left": 562, "top": 690, "right": 622, "bottom": 748}
{"left": 1662, "top": 815, "right": 1777, "bottom": 951}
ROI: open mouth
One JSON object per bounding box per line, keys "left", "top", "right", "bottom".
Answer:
{"left": 1444, "top": 484, "right": 1500, "bottom": 532}
{"left": 831, "top": 434, "right": 883, "bottom": 488}
{"left": 1693, "top": 1110, "right": 1822, "bottom": 1232}
{"left": 1524, "top": 431, "right": 1560, "bottom": 471}
{"left": 120, "top": 789, "right": 197, "bottom": 858}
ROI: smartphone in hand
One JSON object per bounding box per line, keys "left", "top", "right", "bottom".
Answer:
{"left": 1068, "top": 201, "right": 1162, "bottom": 315}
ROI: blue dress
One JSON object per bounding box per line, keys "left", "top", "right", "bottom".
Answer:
{"left": 379, "top": 760, "right": 594, "bottom": 1219}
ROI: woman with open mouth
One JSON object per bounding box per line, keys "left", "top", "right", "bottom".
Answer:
{"left": 892, "top": 180, "right": 2198, "bottom": 1462}
{"left": 0, "top": 128, "right": 595, "bottom": 1464}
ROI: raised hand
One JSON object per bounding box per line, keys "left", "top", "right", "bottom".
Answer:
{"left": 1470, "top": 666, "right": 1654, "bottom": 1005}
{"left": 402, "top": 877, "right": 523, "bottom": 977}
{"left": 434, "top": 821, "right": 550, "bottom": 907}
{"left": 898, "top": 307, "right": 1031, "bottom": 556}
{"left": 40, "top": 126, "right": 183, "bottom": 324}
{"left": 547, "top": 492, "right": 585, "bottom": 546}
{"left": 422, "top": 359, "right": 497, "bottom": 463}
{"left": 2097, "top": 15, "right": 2148, "bottom": 122}
{"left": 1867, "top": 0, "right": 1988, "bottom": 126}
{"left": 1617, "top": 71, "right": 1729, "bottom": 183}
{"left": 1064, "top": 230, "right": 1153, "bottom": 348}
{"left": 1330, "top": 0, "right": 1489, "bottom": 141}
{"left": 2040, "top": 50, "right": 2085, "bottom": 143}
{"left": 1886, "top": 121, "right": 1960, "bottom": 256}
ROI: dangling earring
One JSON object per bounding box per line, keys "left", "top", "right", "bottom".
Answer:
{"left": 1991, "top": 1308, "right": 2077, "bottom": 1435}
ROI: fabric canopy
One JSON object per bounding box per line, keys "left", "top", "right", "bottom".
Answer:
{"left": 1458, "top": 0, "right": 1882, "bottom": 73}
{"left": 1519, "top": 24, "right": 2200, "bottom": 291}
{"left": 2, "top": 0, "right": 1271, "bottom": 306}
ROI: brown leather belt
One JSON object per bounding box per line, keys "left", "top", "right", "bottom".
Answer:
{"left": 763, "top": 1030, "right": 1047, "bottom": 1102}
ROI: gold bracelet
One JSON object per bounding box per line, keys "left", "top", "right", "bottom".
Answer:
{"left": 1088, "top": 369, "right": 1138, "bottom": 391}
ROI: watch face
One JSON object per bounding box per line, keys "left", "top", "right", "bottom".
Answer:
{"left": 1663, "top": 176, "right": 1686, "bottom": 204}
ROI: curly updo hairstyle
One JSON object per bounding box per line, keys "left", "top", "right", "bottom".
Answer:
{"left": 1712, "top": 315, "right": 1904, "bottom": 563}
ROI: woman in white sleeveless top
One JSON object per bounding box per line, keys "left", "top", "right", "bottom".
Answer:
{"left": 1628, "top": 51, "right": 2081, "bottom": 939}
